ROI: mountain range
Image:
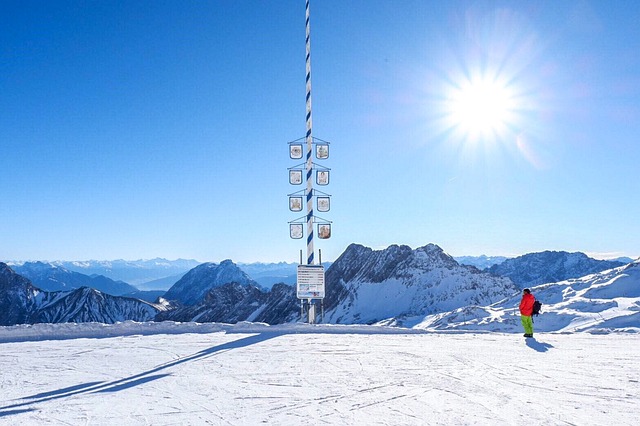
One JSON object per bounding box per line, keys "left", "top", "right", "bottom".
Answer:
{"left": 156, "top": 260, "right": 300, "bottom": 323}
{"left": 49, "top": 258, "right": 200, "bottom": 286}
{"left": 5, "top": 259, "right": 315, "bottom": 291}
{"left": 0, "top": 262, "right": 164, "bottom": 326}
{"left": 11, "top": 261, "right": 137, "bottom": 295}
{"left": 159, "top": 244, "right": 519, "bottom": 325}
{"left": 2, "top": 246, "right": 638, "bottom": 330}
{"left": 485, "top": 251, "right": 625, "bottom": 288}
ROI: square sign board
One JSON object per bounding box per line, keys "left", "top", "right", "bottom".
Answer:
{"left": 297, "top": 265, "right": 325, "bottom": 299}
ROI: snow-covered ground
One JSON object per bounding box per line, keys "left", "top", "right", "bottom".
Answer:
{"left": 413, "top": 260, "right": 640, "bottom": 333}
{"left": 1, "top": 322, "right": 638, "bottom": 425}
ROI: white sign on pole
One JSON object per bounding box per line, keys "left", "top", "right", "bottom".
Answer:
{"left": 290, "top": 144, "right": 303, "bottom": 159}
{"left": 290, "top": 223, "right": 303, "bottom": 239}
{"left": 316, "top": 144, "right": 329, "bottom": 159}
{"left": 297, "top": 264, "right": 325, "bottom": 299}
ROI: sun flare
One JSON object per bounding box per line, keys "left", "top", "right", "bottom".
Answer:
{"left": 445, "top": 75, "right": 517, "bottom": 141}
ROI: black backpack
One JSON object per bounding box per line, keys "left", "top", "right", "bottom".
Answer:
{"left": 532, "top": 300, "right": 542, "bottom": 316}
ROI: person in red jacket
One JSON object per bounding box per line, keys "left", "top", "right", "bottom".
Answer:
{"left": 519, "top": 288, "right": 535, "bottom": 338}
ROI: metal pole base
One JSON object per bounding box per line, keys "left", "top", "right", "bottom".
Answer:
{"left": 308, "top": 300, "right": 316, "bottom": 324}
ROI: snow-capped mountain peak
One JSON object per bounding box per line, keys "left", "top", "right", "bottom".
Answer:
{"left": 163, "top": 260, "right": 257, "bottom": 305}
{"left": 323, "top": 244, "right": 518, "bottom": 325}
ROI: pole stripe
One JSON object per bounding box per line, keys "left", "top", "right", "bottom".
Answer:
{"left": 305, "top": 0, "right": 314, "bottom": 265}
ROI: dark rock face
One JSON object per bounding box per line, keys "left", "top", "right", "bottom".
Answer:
{"left": 157, "top": 282, "right": 299, "bottom": 324}
{"left": 34, "top": 287, "right": 161, "bottom": 324}
{"left": 0, "top": 263, "right": 41, "bottom": 326}
{"left": 254, "top": 283, "right": 299, "bottom": 324}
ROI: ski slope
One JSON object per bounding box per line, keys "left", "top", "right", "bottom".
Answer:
{"left": 0, "top": 322, "right": 638, "bottom": 425}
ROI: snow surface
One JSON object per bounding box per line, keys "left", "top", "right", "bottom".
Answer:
{"left": 1, "top": 321, "right": 638, "bottom": 425}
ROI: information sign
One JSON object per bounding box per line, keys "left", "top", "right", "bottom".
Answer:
{"left": 297, "top": 265, "right": 325, "bottom": 299}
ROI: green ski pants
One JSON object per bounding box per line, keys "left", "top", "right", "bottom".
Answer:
{"left": 521, "top": 315, "right": 534, "bottom": 335}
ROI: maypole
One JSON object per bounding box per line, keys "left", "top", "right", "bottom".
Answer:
{"left": 287, "top": 0, "right": 332, "bottom": 324}
{"left": 304, "top": 0, "right": 314, "bottom": 266}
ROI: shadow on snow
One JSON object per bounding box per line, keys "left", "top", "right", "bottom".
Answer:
{"left": 0, "top": 332, "right": 277, "bottom": 417}
{"left": 526, "top": 337, "right": 554, "bottom": 352}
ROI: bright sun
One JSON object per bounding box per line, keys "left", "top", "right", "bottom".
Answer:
{"left": 445, "top": 76, "right": 517, "bottom": 141}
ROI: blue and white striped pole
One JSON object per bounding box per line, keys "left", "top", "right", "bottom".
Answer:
{"left": 305, "top": 0, "right": 314, "bottom": 266}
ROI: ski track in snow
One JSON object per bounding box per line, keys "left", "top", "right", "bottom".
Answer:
{"left": 0, "top": 323, "right": 639, "bottom": 425}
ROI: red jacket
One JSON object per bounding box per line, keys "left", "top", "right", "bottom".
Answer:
{"left": 519, "top": 293, "right": 535, "bottom": 316}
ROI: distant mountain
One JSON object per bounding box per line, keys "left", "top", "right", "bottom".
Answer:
{"left": 485, "top": 251, "right": 624, "bottom": 288}
{"left": 136, "top": 273, "right": 187, "bottom": 291}
{"left": 50, "top": 258, "right": 201, "bottom": 286}
{"left": 322, "top": 244, "right": 518, "bottom": 325}
{"left": 454, "top": 255, "right": 508, "bottom": 270}
{"left": 612, "top": 257, "right": 635, "bottom": 264}
{"left": 0, "top": 263, "right": 164, "bottom": 325}
{"left": 163, "top": 260, "right": 257, "bottom": 305}
{"left": 34, "top": 287, "right": 162, "bottom": 324}
{"left": 13, "top": 262, "right": 137, "bottom": 296}
{"left": 419, "top": 259, "right": 640, "bottom": 332}
{"left": 237, "top": 261, "right": 332, "bottom": 289}
{"left": 238, "top": 262, "right": 298, "bottom": 289}
{"left": 156, "top": 282, "right": 298, "bottom": 324}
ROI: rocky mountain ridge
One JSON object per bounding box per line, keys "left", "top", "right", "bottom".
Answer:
{"left": 2, "top": 248, "right": 635, "bottom": 328}
{"left": 486, "top": 251, "right": 624, "bottom": 288}
{"left": 322, "top": 244, "right": 518, "bottom": 325}
{"left": 0, "top": 263, "right": 164, "bottom": 325}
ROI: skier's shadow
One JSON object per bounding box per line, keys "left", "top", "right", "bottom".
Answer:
{"left": 526, "top": 338, "right": 554, "bottom": 352}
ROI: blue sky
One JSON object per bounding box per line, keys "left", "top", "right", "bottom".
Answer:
{"left": 1, "top": 0, "right": 638, "bottom": 263}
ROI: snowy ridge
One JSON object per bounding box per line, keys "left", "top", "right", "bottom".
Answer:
{"left": 486, "top": 250, "right": 625, "bottom": 288}
{"left": 418, "top": 262, "right": 640, "bottom": 333}
{"left": 33, "top": 287, "right": 162, "bottom": 324}
{"left": 324, "top": 244, "right": 518, "bottom": 324}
